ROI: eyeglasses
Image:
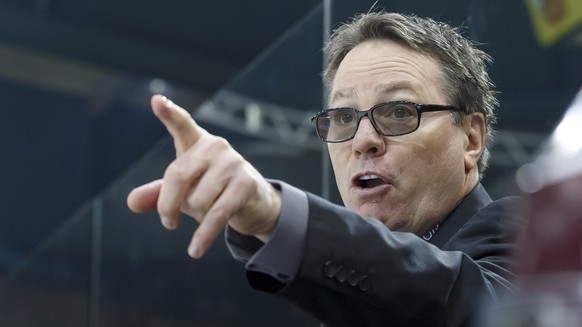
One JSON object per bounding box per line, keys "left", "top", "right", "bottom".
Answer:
{"left": 311, "top": 101, "right": 464, "bottom": 143}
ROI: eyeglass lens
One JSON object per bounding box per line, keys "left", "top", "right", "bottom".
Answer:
{"left": 316, "top": 103, "right": 419, "bottom": 142}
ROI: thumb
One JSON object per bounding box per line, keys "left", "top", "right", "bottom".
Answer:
{"left": 127, "top": 179, "right": 163, "bottom": 213}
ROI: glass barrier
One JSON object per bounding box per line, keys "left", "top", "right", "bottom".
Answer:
{"left": 0, "top": 203, "right": 93, "bottom": 326}
{"left": 0, "top": 3, "right": 325, "bottom": 326}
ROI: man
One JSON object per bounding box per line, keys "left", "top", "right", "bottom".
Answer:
{"left": 127, "top": 12, "right": 523, "bottom": 326}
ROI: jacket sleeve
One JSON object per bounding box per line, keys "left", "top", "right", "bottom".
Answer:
{"left": 246, "top": 193, "right": 523, "bottom": 327}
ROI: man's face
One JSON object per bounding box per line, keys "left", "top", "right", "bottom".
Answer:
{"left": 328, "top": 39, "right": 480, "bottom": 235}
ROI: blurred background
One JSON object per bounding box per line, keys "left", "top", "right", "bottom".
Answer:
{"left": 0, "top": 0, "right": 581, "bottom": 326}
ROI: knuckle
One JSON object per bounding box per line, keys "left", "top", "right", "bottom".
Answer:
{"left": 206, "top": 205, "right": 229, "bottom": 223}
{"left": 201, "top": 135, "right": 230, "bottom": 152}
{"left": 165, "top": 161, "right": 190, "bottom": 182}
{"left": 195, "top": 135, "right": 232, "bottom": 159}
{"left": 184, "top": 198, "right": 205, "bottom": 219}
{"left": 222, "top": 155, "right": 251, "bottom": 177}
{"left": 212, "top": 136, "right": 230, "bottom": 149}
{"left": 238, "top": 176, "right": 257, "bottom": 192}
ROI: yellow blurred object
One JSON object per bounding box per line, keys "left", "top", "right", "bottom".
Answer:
{"left": 525, "top": 0, "right": 582, "bottom": 46}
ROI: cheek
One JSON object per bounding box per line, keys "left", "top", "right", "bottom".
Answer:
{"left": 327, "top": 144, "right": 341, "bottom": 170}
{"left": 403, "top": 132, "right": 463, "bottom": 178}
{"left": 328, "top": 144, "right": 350, "bottom": 189}
{"left": 425, "top": 137, "right": 465, "bottom": 177}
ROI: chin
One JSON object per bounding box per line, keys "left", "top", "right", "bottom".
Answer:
{"left": 356, "top": 206, "right": 390, "bottom": 223}
{"left": 384, "top": 218, "right": 410, "bottom": 232}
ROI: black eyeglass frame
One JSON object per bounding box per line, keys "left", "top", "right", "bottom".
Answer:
{"left": 311, "top": 101, "right": 465, "bottom": 143}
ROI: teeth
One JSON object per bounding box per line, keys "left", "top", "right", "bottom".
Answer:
{"left": 359, "top": 174, "right": 380, "bottom": 181}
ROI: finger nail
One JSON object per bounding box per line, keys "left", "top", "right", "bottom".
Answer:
{"left": 161, "top": 216, "right": 175, "bottom": 230}
{"left": 188, "top": 244, "right": 202, "bottom": 259}
{"left": 162, "top": 96, "right": 173, "bottom": 106}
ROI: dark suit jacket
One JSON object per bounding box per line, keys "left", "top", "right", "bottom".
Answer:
{"left": 246, "top": 183, "right": 524, "bottom": 327}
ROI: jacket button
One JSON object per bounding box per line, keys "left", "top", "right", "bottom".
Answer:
{"left": 323, "top": 261, "right": 337, "bottom": 278}
{"left": 335, "top": 266, "right": 348, "bottom": 283}
{"left": 347, "top": 270, "right": 359, "bottom": 286}
{"left": 357, "top": 275, "right": 370, "bottom": 291}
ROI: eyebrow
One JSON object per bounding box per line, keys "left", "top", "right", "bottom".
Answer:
{"left": 330, "top": 88, "right": 358, "bottom": 103}
{"left": 374, "top": 81, "right": 418, "bottom": 95}
{"left": 330, "top": 80, "right": 420, "bottom": 104}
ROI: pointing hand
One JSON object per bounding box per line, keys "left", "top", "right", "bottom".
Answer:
{"left": 127, "top": 95, "right": 281, "bottom": 258}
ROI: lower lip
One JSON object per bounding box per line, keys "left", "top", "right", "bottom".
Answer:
{"left": 351, "top": 183, "right": 392, "bottom": 197}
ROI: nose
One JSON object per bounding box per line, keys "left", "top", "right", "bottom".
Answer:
{"left": 351, "top": 118, "right": 386, "bottom": 157}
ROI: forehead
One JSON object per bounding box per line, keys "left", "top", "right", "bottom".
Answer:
{"left": 330, "top": 39, "right": 445, "bottom": 105}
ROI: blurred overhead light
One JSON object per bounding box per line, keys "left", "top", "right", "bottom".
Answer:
{"left": 553, "top": 110, "right": 582, "bottom": 155}
{"left": 149, "top": 78, "right": 167, "bottom": 94}
{"left": 518, "top": 87, "right": 582, "bottom": 193}
{"left": 245, "top": 103, "right": 263, "bottom": 133}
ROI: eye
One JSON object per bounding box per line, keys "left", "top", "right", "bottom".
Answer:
{"left": 331, "top": 110, "right": 356, "bottom": 125}
{"left": 391, "top": 104, "right": 415, "bottom": 119}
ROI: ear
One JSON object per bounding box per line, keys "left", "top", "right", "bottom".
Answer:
{"left": 464, "top": 113, "right": 486, "bottom": 174}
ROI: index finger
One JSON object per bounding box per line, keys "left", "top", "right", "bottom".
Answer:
{"left": 151, "top": 94, "right": 206, "bottom": 155}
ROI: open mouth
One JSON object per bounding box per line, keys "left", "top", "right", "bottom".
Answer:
{"left": 356, "top": 174, "right": 386, "bottom": 188}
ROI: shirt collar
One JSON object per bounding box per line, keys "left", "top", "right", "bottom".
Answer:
{"left": 425, "top": 183, "right": 492, "bottom": 248}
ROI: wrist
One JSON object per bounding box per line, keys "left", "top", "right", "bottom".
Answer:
{"left": 254, "top": 184, "right": 281, "bottom": 242}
